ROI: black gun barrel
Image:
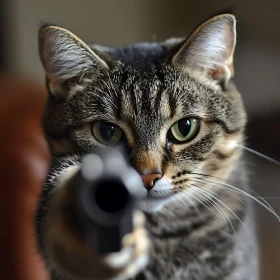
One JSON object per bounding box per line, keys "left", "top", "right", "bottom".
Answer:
{"left": 70, "top": 149, "right": 144, "bottom": 254}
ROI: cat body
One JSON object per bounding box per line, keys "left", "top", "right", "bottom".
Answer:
{"left": 36, "top": 13, "right": 259, "bottom": 280}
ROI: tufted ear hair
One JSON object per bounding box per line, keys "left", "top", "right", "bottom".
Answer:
{"left": 172, "top": 14, "right": 236, "bottom": 85}
{"left": 38, "top": 25, "right": 109, "bottom": 99}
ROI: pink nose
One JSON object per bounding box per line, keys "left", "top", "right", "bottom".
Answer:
{"left": 141, "top": 174, "right": 162, "bottom": 189}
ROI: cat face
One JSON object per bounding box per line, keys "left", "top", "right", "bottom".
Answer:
{"left": 39, "top": 14, "right": 246, "bottom": 212}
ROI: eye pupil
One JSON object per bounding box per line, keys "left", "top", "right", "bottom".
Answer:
{"left": 92, "top": 121, "right": 123, "bottom": 146}
{"left": 178, "top": 119, "right": 191, "bottom": 136}
{"left": 168, "top": 117, "right": 200, "bottom": 144}
{"left": 100, "top": 123, "right": 116, "bottom": 141}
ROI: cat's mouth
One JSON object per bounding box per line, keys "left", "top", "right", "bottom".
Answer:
{"left": 139, "top": 189, "right": 174, "bottom": 213}
{"left": 137, "top": 178, "right": 186, "bottom": 212}
{"left": 140, "top": 177, "right": 174, "bottom": 200}
{"left": 144, "top": 189, "right": 173, "bottom": 200}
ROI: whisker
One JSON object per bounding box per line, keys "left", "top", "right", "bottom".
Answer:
{"left": 190, "top": 187, "right": 238, "bottom": 241}
{"left": 191, "top": 178, "right": 245, "bottom": 205}
{"left": 177, "top": 192, "right": 207, "bottom": 224}
{"left": 236, "top": 144, "right": 280, "bottom": 166}
{"left": 181, "top": 191, "right": 209, "bottom": 225}
{"left": 258, "top": 197, "right": 280, "bottom": 199}
{"left": 176, "top": 196, "right": 190, "bottom": 211}
{"left": 189, "top": 172, "right": 232, "bottom": 183}
{"left": 192, "top": 175, "right": 278, "bottom": 214}
{"left": 161, "top": 205, "right": 177, "bottom": 217}
{"left": 184, "top": 183, "right": 230, "bottom": 230}
{"left": 191, "top": 185, "right": 249, "bottom": 239}
{"left": 193, "top": 176, "right": 275, "bottom": 213}
{"left": 194, "top": 177, "right": 280, "bottom": 222}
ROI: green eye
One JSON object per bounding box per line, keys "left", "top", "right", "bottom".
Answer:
{"left": 168, "top": 118, "right": 200, "bottom": 143}
{"left": 92, "top": 121, "right": 123, "bottom": 145}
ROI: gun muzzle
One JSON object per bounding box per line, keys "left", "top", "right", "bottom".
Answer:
{"left": 70, "top": 149, "right": 144, "bottom": 254}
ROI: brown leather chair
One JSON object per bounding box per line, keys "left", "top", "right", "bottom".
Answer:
{"left": 0, "top": 75, "right": 50, "bottom": 280}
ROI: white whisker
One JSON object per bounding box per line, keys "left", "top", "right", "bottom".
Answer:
{"left": 191, "top": 178, "right": 244, "bottom": 205}
{"left": 193, "top": 176, "right": 277, "bottom": 215}
{"left": 184, "top": 184, "right": 230, "bottom": 230}
{"left": 177, "top": 192, "right": 207, "bottom": 224}
{"left": 229, "top": 142, "right": 280, "bottom": 166}
{"left": 258, "top": 197, "right": 280, "bottom": 199}
{"left": 194, "top": 177, "right": 280, "bottom": 222}
{"left": 194, "top": 176, "right": 276, "bottom": 214}
{"left": 192, "top": 185, "right": 249, "bottom": 239}
{"left": 161, "top": 206, "right": 176, "bottom": 217}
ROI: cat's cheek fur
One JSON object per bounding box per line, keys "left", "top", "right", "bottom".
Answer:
{"left": 44, "top": 167, "right": 150, "bottom": 280}
{"left": 201, "top": 132, "right": 244, "bottom": 181}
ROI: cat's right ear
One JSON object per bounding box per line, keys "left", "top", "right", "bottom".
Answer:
{"left": 38, "top": 25, "right": 109, "bottom": 100}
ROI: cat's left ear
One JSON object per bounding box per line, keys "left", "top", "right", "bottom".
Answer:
{"left": 38, "top": 25, "right": 109, "bottom": 99}
{"left": 171, "top": 14, "right": 236, "bottom": 85}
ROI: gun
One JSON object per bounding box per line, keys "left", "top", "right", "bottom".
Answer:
{"left": 70, "top": 149, "right": 144, "bottom": 254}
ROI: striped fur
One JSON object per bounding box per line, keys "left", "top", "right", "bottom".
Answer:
{"left": 36, "top": 13, "right": 258, "bottom": 280}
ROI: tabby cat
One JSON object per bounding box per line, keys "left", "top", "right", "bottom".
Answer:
{"left": 36, "top": 12, "right": 259, "bottom": 280}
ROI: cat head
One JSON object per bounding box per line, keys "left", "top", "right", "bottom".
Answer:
{"left": 39, "top": 13, "right": 246, "bottom": 212}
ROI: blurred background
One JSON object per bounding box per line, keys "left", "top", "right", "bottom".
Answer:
{"left": 0, "top": 0, "right": 279, "bottom": 279}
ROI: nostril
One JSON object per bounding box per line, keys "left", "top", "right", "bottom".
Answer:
{"left": 153, "top": 177, "right": 160, "bottom": 184}
{"left": 141, "top": 173, "right": 162, "bottom": 190}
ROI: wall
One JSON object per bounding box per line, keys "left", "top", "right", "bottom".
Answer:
{"left": 5, "top": 0, "right": 280, "bottom": 116}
